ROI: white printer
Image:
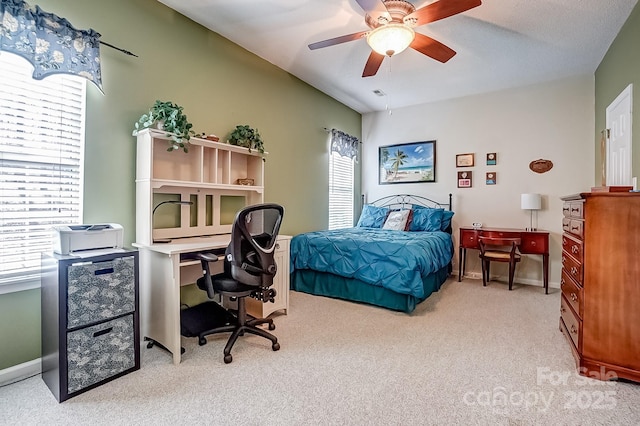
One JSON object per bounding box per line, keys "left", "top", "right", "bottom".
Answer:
{"left": 52, "top": 223, "right": 124, "bottom": 255}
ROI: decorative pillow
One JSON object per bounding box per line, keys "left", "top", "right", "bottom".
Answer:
{"left": 408, "top": 207, "right": 443, "bottom": 232}
{"left": 382, "top": 209, "right": 411, "bottom": 231}
{"left": 440, "top": 210, "right": 455, "bottom": 232}
{"left": 356, "top": 205, "right": 389, "bottom": 228}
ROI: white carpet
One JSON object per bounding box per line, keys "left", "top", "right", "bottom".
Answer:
{"left": 1, "top": 278, "right": 639, "bottom": 425}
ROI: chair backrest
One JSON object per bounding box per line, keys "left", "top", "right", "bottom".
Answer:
{"left": 226, "top": 203, "right": 284, "bottom": 287}
{"left": 478, "top": 236, "right": 521, "bottom": 256}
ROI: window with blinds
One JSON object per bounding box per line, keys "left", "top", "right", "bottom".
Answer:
{"left": 0, "top": 53, "right": 86, "bottom": 287}
{"left": 328, "top": 151, "right": 354, "bottom": 230}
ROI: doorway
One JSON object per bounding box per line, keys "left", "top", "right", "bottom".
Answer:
{"left": 605, "top": 84, "right": 633, "bottom": 186}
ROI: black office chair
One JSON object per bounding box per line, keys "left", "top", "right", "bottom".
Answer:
{"left": 194, "top": 203, "right": 284, "bottom": 363}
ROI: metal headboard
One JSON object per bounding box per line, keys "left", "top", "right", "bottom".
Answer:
{"left": 368, "top": 194, "right": 453, "bottom": 211}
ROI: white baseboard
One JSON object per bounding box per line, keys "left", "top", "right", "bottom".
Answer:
{"left": 454, "top": 271, "right": 560, "bottom": 289}
{"left": 0, "top": 358, "right": 41, "bottom": 386}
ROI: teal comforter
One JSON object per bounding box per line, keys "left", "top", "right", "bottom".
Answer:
{"left": 290, "top": 228, "right": 454, "bottom": 299}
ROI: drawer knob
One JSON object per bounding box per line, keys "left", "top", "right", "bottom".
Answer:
{"left": 561, "top": 306, "right": 566, "bottom": 314}
{"left": 563, "top": 207, "right": 570, "bottom": 213}
{"left": 531, "top": 241, "right": 536, "bottom": 246}
{"left": 571, "top": 226, "right": 579, "bottom": 231}
{"left": 571, "top": 245, "right": 579, "bottom": 254}
{"left": 570, "top": 293, "right": 578, "bottom": 302}
{"left": 570, "top": 324, "right": 578, "bottom": 334}
{"left": 571, "top": 267, "right": 578, "bottom": 275}
{"left": 561, "top": 278, "right": 565, "bottom": 288}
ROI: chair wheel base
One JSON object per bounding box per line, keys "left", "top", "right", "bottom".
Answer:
{"left": 198, "top": 337, "right": 207, "bottom": 346}
{"left": 269, "top": 323, "right": 276, "bottom": 331}
{"left": 224, "top": 354, "right": 233, "bottom": 364}
{"left": 272, "top": 342, "right": 280, "bottom": 351}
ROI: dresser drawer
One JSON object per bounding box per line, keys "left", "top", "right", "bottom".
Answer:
{"left": 66, "top": 314, "right": 136, "bottom": 394}
{"left": 67, "top": 256, "right": 136, "bottom": 328}
{"left": 561, "top": 270, "right": 583, "bottom": 318}
{"left": 562, "top": 218, "right": 583, "bottom": 238}
{"left": 561, "top": 252, "right": 583, "bottom": 285}
{"left": 562, "top": 233, "right": 583, "bottom": 262}
{"left": 563, "top": 201, "right": 584, "bottom": 218}
{"left": 560, "top": 295, "right": 581, "bottom": 351}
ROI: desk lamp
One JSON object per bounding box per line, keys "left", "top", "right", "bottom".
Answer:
{"left": 521, "top": 193, "right": 541, "bottom": 231}
{"left": 152, "top": 200, "right": 193, "bottom": 243}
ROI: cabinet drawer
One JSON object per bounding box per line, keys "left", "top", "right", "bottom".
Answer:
{"left": 561, "top": 270, "right": 583, "bottom": 318}
{"left": 560, "top": 295, "right": 581, "bottom": 351}
{"left": 520, "top": 233, "right": 548, "bottom": 254}
{"left": 66, "top": 314, "right": 136, "bottom": 394}
{"left": 67, "top": 256, "right": 136, "bottom": 328}
{"left": 562, "top": 233, "right": 583, "bottom": 263}
{"left": 561, "top": 252, "right": 583, "bottom": 285}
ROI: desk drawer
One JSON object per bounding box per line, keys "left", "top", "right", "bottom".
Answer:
{"left": 560, "top": 295, "right": 581, "bottom": 351}
{"left": 561, "top": 251, "right": 583, "bottom": 285}
{"left": 562, "top": 233, "right": 583, "bottom": 263}
{"left": 520, "top": 233, "right": 548, "bottom": 254}
{"left": 460, "top": 229, "right": 480, "bottom": 248}
{"left": 561, "top": 270, "right": 583, "bottom": 318}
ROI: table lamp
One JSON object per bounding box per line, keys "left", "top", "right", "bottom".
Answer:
{"left": 521, "top": 193, "right": 541, "bottom": 231}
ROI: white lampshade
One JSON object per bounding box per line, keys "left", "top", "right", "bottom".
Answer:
{"left": 521, "top": 193, "right": 542, "bottom": 210}
{"left": 366, "top": 23, "right": 415, "bottom": 57}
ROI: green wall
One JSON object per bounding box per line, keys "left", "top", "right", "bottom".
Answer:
{"left": 0, "top": 0, "right": 361, "bottom": 370}
{"left": 594, "top": 3, "right": 640, "bottom": 182}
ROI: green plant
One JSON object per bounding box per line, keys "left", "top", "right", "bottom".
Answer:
{"left": 228, "top": 125, "right": 265, "bottom": 154}
{"left": 133, "top": 100, "right": 195, "bottom": 152}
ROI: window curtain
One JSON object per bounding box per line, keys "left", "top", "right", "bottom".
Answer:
{"left": 330, "top": 129, "right": 359, "bottom": 161}
{"left": 0, "top": 0, "right": 102, "bottom": 92}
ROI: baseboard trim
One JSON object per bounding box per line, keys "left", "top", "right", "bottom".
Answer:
{"left": 455, "top": 271, "right": 560, "bottom": 289}
{"left": 0, "top": 359, "right": 41, "bottom": 386}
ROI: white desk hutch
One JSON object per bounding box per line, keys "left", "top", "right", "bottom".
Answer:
{"left": 133, "top": 129, "right": 290, "bottom": 364}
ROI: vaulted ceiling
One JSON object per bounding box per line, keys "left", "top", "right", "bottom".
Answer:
{"left": 158, "top": 0, "right": 638, "bottom": 113}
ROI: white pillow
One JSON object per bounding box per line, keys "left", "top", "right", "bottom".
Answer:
{"left": 382, "top": 209, "right": 411, "bottom": 231}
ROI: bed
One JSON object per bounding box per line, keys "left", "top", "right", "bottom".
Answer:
{"left": 290, "top": 194, "right": 454, "bottom": 313}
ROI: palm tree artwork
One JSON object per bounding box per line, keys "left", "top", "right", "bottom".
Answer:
{"left": 390, "top": 149, "right": 408, "bottom": 180}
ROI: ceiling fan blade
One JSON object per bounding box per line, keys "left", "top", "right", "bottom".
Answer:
{"left": 308, "top": 31, "right": 369, "bottom": 50}
{"left": 355, "top": 0, "right": 391, "bottom": 22}
{"left": 405, "top": 0, "right": 482, "bottom": 27}
{"left": 362, "top": 51, "right": 385, "bottom": 77}
{"left": 410, "top": 33, "right": 456, "bottom": 63}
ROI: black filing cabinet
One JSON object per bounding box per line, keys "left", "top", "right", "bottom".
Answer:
{"left": 41, "top": 250, "right": 140, "bottom": 402}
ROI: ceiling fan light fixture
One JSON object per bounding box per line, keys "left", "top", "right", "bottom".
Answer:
{"left": 366, "top": 23, "right": 415, "bottom": 57}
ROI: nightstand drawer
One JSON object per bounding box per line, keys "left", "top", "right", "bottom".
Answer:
{"left": 459, "top": 229, "right": 480, "bottom": 249}
{"left": 560, "top": 295, "right": 581, "bottom": 351}
{"left": 67, "top": 256, "right": 136, "bottom": 328}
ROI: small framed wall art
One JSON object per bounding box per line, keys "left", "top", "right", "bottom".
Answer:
{"left": 456, "top": 153, "right": 474, "bottom": 167}
{"left": 486, "top": 172, "right": 496, "bottom": 185}
{"left": 486, "top": 153, "right": 497, "bottom": 165}
{"left": 458, "top": 171, "right": 472, "bottom": 188}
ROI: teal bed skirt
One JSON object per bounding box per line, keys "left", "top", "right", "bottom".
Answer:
{"left": 290, "top": 265, "right": 450, "bottom": 313}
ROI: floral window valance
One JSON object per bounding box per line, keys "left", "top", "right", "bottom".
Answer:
{"left": 0, "top": 0, "right": 102, "bottom": 91}
{"left": 330, "top": 128, "right": 360, "bottom": 160}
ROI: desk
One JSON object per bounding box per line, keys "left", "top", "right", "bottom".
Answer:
{"left": 458, "top": 227, "right": 549, "bottom": 293}
{"left": 133, "top": 235, "right": 291, "bottom": 364}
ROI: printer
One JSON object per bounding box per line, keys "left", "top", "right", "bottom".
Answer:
{"left": 52, "top": 223, "right": 124, "bottom": 255}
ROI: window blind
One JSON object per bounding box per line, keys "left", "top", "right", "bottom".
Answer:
{"left": 0, "top": 53, "right": 86, "bottom": 285}
{"left": 328, "top": 151, "right": 354, "bottom": 230}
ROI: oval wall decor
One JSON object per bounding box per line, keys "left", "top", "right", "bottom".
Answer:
{"left": 529, "top": 159, "right": 553, "bottom": 174}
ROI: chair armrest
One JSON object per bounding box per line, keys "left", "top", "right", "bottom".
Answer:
{"left": 196, "top": 252, "right": 220, "bottom": 263}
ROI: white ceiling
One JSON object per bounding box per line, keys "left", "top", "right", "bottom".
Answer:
{"left": 157, "top": 0, "right": 638, "bottom": 114}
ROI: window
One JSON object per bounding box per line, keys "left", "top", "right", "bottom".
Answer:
{"left": 328, "top": 151, "right": 354, "bottom": 230}
{"left": 0, "top": 53, "right": 86, "bottom": 290}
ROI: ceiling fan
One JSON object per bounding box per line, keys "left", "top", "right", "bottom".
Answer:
{"left": 308, "top": 0, "right": 482, "bottom": 77}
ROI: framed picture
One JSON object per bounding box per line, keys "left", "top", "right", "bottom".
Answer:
{"left": 486, "top": 172, "right": 497, "bottom": 185}
{"left": 379, "top": 140, "right": 436, "bottom": 184}
{"left": 458, "top": 171, "right": 472, "bottom": 188}
{"left": 486, "top": 153, "right": 497, "bottom": 166}
{"left": 456, "top": 153, "right": 474, "bottom": 167}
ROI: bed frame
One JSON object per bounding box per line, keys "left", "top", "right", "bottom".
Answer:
{"left": 290, "top": 193, "right": 454, "bottom": 313}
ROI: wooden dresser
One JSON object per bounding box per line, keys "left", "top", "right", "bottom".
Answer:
{"left": 560, "top": 192, "right": 640, "bottom": 382}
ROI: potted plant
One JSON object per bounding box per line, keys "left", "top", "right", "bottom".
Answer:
{"left": 228, "top": 125, "right": 265, "bottom": 154}
{"left": 133, "top": 100, "right": 195, "bottom": 152}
